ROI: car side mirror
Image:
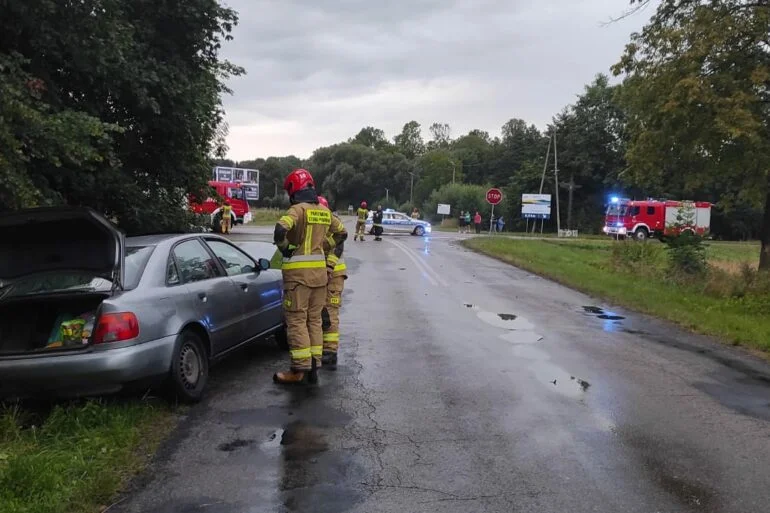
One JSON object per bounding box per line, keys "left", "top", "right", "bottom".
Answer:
{"left": 258, "top": 258, "right": 270, "bottom": 271}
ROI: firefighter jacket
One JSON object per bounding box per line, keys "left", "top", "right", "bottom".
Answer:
{"left": 357, "top": 207, "right": 368, "bottom": 221}
{"left": 324, "top": 213, "right": 348, "bottom": 280}
{"left": 275, "top": 200, "right": 347, "bottom": 287}
{"left": 222, "top": 204, "right": 233, "bottom": 219}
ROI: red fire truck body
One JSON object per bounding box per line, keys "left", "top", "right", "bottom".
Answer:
{"left": 189, "top": 181, "right": 253, "bottom": 231}
{"left": 603, "top": 198, "right": 711, "bottom": 241}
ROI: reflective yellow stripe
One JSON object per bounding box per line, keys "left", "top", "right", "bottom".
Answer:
{"left": 327, "top": 254, "right": 339, "bottom": 265}
{"left": 282, "top": 260, "right": 327, "bottom": 270}
{"left": 303, "top": 225, "right": 312, "bottom": 255}
{"left": 310, "top": 345, "right": 323, "bottom": 357}
{"left": 325, "top": 234, "right": 336, "bottom": 249}
{"left": 306, "top": 209, "right": 331, "bottom": 225}
{"left": 290, "top": 347, "right": 312, "bottom": 359}
{"left": 279, "top": 215, "right": 295, "bottom": 229}
{"left": 323, "top": 333, "right": 339, "bottom": 342}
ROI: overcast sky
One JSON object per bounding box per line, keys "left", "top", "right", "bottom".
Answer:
{"left": 219, "top": 0, "right": 651, "bottom": 161}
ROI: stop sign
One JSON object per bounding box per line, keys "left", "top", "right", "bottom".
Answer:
{"left": 486, "top": 188, "right": 503, "bottom": 205}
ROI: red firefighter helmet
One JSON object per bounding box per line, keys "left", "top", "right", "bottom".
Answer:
{"left": 317, "top": 196, "right": 329, "bottom": 208}
{"left": 361, "top": 201, "right": 367, "bottom": 208}
{"left": 283, "top": 168, "right": 315, "bottom": 195}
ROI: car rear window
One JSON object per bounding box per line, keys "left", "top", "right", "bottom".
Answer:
{"left": 125, "top": 246, "right": 155, "bottom": 289}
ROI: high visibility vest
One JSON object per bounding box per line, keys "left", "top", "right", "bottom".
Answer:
{"left": 357, "top": 208, "right": 368, "bottom": 221}
{"left": 222, "top": 205, "right": 232, "bottom": 218}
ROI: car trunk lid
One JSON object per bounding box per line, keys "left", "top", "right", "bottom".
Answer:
{"left": 0, "top": 207, "right": 125, "bottom": 300}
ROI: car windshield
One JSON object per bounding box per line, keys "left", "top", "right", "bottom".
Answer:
{"left": 0, "top": 245, "right": 154, "bottom": 299}
{"left": 606, "top": 204, "right": 628, "bottom": 216}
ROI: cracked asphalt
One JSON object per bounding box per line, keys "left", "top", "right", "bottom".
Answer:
{"left": 115, "top": 223, "right": 770, "bottom": 513}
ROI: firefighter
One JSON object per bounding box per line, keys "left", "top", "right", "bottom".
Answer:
{"left": 372, "top": 205, "right": 384, "bottom": 241}
{"left": 221, "top": 199, "right": 233, "bottom": 234}
{"left": 317, "top": 196, "right": 346, "bottom": 370}
{"left": 354, "top": 201, "right": 368, "bottom": 241}
{"left": 273, "top": 169, "right": 347, "bottom": 385}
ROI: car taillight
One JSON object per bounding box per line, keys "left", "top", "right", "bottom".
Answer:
{"left": 93, "top": 313, "right": 139, "bottom": 344}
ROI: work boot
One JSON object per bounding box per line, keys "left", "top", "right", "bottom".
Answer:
{"left": 309, "top": 359, "right": 320, "bottom": 384}
{"left": 321, "top": 351, "right": 338, "bottom": 370}
{"left": 273, "top": 369, "right": 312, "bottom": 385}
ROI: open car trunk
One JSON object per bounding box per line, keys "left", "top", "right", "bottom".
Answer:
{"left": 0, "top": 293, "right": 107, "bottom": 355}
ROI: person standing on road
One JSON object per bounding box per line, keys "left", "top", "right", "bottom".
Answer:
{"left": 317, "top": 196, "right": 346, "bottom": 371}
{"left": 273, "top": 169, "right": 347, "bottom": 385}
{"left": 220, "top": 199, "right": 233, "bottom": 234}
{"left": 355, "top": 201, "right": 368, "bottom": 241}
{"left": 473, "top": 211, "right": 482, "bottom": 234}
{"left": 464, "top": 211, "right": 471, "bottom": 233}
{"left": 411, "top": 207, "right": 420, "bottom": 219}
{"left": 458, "top": 210, "right": 465, "bottom": 233}
{"left": 372, "top": 205, "right": 384, "bottom": 241}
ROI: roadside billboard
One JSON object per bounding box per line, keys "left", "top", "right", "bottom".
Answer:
{"left": 437, "top": 203, "right": 451, "bottom": 215}
{"left": 522, "top": 194, "right": 551, "bottom": 219}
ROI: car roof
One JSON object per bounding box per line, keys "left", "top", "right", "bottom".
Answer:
{"left": 127, "top": 233, "right": 210, "bottom": 247}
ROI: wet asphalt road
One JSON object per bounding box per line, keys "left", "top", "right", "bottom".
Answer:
{"left": 116, "top": 223, "right": 770, "bottom": 513}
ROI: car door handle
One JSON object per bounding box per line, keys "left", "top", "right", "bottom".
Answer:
{"left": 198, "top": 292, "right": 208, "bottom": 303}
{"left": 240, "top": 283, "right": 248, "bottom": 292}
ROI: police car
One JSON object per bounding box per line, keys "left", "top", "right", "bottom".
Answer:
{"left": 365, "top": 208, "right": 432, "bottom": 236}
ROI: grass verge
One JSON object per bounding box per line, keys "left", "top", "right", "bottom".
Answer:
{"left": 248, "top": 208, "right": 282, "bottom": 225}
{"left": 0, "top": 399, "right": 175, "bottom": 513}
{"left": 462, "top": 237, "right": 770, "bottom": 353}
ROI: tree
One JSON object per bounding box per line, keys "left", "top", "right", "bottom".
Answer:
{"left": 613, "top": 1, "right": 770, "bottom": 268}
{"left": 551, "top": 75, "right": 628, "bottom": 231}
{"left": 0, "top": 0, "right": 243, "bottom": 234}
{"left": 427, "top": 122, "right": 452, "bottom": 150}
{"left": 394, "top": 121, "right": 425, "bottom": 159}
{"left": 349, "top": 126, "right": 392, "bottom": 151}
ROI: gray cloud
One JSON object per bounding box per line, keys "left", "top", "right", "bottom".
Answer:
{"left": 219, "top": 0, "right": 648, "bottom": 159}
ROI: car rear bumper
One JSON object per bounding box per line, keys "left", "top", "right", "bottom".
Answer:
{"left": 0, "top": 334, "right": 177, "bottom": 397}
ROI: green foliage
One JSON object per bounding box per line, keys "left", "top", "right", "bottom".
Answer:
{"left": 393, "top": 121, "right": 425, "bottom": 159}
{"left": 422, "top": 183, "right": 500, "bottom": 222}
{"left": 614, "top": 0, "right": 770, "bottom": 268}
{"left": 0, "top": 0, "right": 243, "bottom": 235}
{"left": 666, "top": 232, "right": 708, "bottom": 276}
{"left": 610, "top": 239, "right": 665, "bottom": 272}
{"left": 0, "top": 400, "right": 171, "bottom": 513}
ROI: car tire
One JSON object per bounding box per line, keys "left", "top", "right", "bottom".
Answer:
{"left": 168, "top": 330, "right": 209, "bottom": 403}
{"left": 274, "top": 324, "right": 289, "bottom": 351}
{"left": 414, "top": 226, "right": 425, "bottom": 236}
{"left": 634, "top": 227, "right": 648, "bottom": 242}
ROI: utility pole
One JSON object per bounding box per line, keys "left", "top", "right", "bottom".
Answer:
{"left": 534, "top": 135, "right": 553, "bottom": 234}
{"left": 553, "top": 132, "right": 561, "bottom": 234}
{"left": 385, "top": 188, "right": 389, "bottom": 202}
{"left": 559, "top": 173, "right": 582, "bottom": 230}
{"left": 409, "top": 171, "right": 415, "bottom": 206}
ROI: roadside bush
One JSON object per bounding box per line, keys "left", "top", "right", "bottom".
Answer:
{"left": 665, "top": 232, "right": 707, "bottom": 277}
{"left": 610, "top": 240, "right": 664, "bottom": 273}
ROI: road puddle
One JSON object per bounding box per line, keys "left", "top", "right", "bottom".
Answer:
{"left": 583, "top": 305, "right": 626, "bottom": 331}
{"left": 217, "top": 438, "right": 255, "bottom": 452}
{"left": 478, "top": 310, "right": 535, "bottom": 330}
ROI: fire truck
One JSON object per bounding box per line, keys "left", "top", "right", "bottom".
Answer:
{"left": 189, "top": 181, "right": 253, "bottom": 233}
{"left": 603, "top": 197, "right": 711, "bottom": 241}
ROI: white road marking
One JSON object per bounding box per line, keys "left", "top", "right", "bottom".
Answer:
{"left": 388, "top": 238, "right": 448, "bottom": 287}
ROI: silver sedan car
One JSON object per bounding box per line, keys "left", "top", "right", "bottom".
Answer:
{"left": 0, "top": 207, "right": 285, "bottom": 402}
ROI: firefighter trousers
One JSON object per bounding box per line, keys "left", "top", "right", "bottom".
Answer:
{"left": 323, "top": 276, "right": 344, "bottom": 353}
{"left": 221, "top": 216, "right": 232, "bottom": 234}
{"left": 283, "top": 282, "right": 326, "bottom": 371}
{"left": 355, "top": 221, "right": 366, "bottom": 240}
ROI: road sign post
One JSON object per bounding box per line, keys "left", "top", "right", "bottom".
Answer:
{"left": 486, "top": 188, "right": 503, "bottom": 235}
